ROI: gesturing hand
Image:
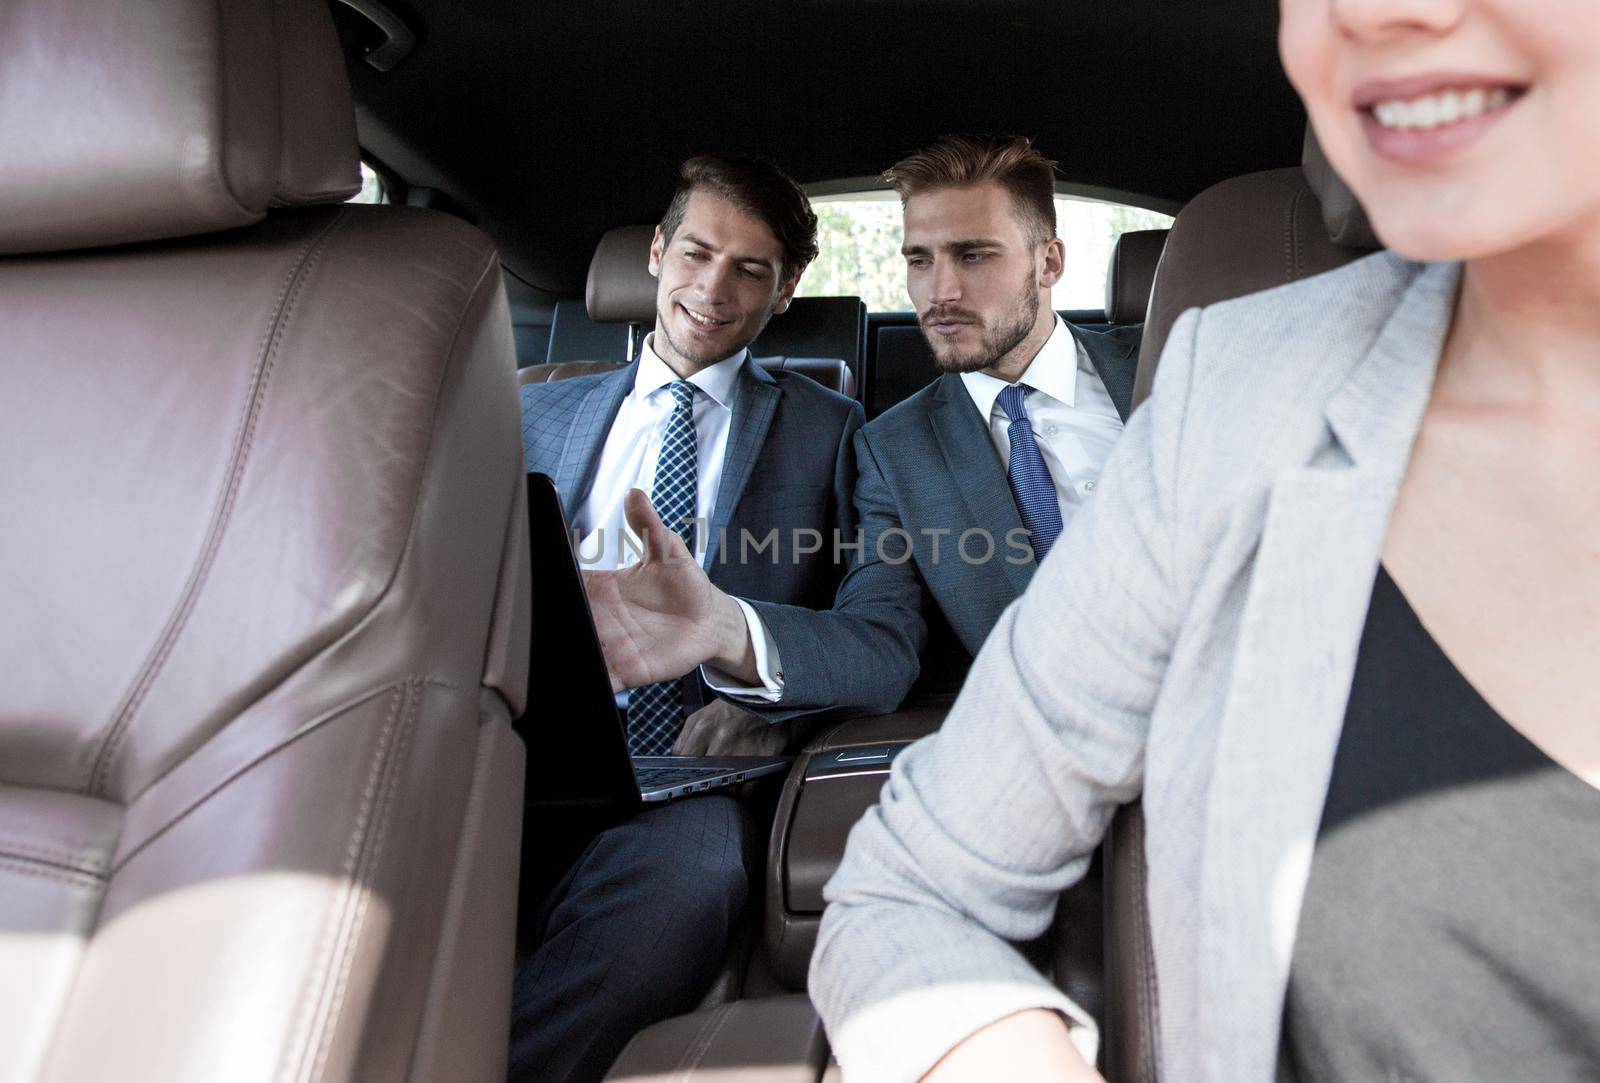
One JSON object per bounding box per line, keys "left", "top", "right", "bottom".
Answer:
{"left": 583, "top": 489, "right": 749, "bottom": 692}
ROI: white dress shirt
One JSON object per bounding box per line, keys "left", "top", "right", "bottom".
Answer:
{"left": 706, "top": 316, "right": 1125, "bottom": 701}
{"left": 958, "top": 316, "right": 1124, "bottom": 514}
{"left": 575, "top": 336, "right": 780, "bottom": 702}
{"left": 574, "top": 336, "right": 743, "bottom": 570}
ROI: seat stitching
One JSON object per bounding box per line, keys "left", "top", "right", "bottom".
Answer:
{"left": 0, "top": 839, "right": 108, "bottom": 876}
{"left": 1282, "top": 191, "right": 1298, "bottom": 283}
{"left": 1286, "top": 187, "right": 1309, "bottom": 280}
{"left": 275, "top": 682, "right": 404, "bottom": 1083}
{"left": 0, "top": 857, "right": 104, "bottom": 888}
{"left": 110, "top": 683, "right": 406, "bottom": 875}
{"left": 308, "top": 677, "right": 424, "bottom": 1080}
{"left": 673, "top": 1002, "right": 736, "bottom": 1080}
{"left": 225, "top": 246, "right": 500, "bottom": 741}
{"left": 1133, "top": 811, "right": 1161, "bottom": 1083}
{"left": 87, "top": 209, "right": 350, "bottom": 798}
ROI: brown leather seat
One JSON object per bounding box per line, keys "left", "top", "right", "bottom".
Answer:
{"left": 0, "top": 1, "right": 529, "bottom": 1079}
{"left": 1103, "top": 131, "right": 1381, "bottom": 1083}
{"left": 530, "top": 226, "right": 859, "bottom": 397}
{"left": 1131, "top": 131, "right": 1383, "bottom": 406}
{"left": 1104, "top": 229, "right": 1170, "bottom": 325}
{"left": 520, "top": 355, "right": 857, "bottom": 397}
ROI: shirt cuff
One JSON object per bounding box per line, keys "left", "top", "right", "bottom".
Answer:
{"left": 700, "top": 597, "right": 785, "bottom": 702}
{"left": 829, "top": 981, "right": 1098, "bottom": 1083}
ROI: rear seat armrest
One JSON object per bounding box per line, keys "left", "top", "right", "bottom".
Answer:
{"left": 765, "top": 703, "right": 951, "bottom": 987}
{"left": 604, "top": 995, "right": 830, "bottom": 1082}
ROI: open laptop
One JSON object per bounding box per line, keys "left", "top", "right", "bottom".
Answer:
{"left": 520, "top": 472, "right": 792, "bottom": 806}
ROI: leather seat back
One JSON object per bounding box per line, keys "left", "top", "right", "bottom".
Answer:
{"left": 545, "top": 224, "right": 864, "bottom": 395}
{"left": 1102, "top": 131, "right": 1381, "bottom": 1083}
{"left": 1104, "top": 229, "right": 1169, "bottom": 325}
{"left": 0, "top": 1, "right": 529, "bottom": 1078}
{"left": 519, "top": 356, "right": 856, "bottom": 398}
{"left": 1132, "top": 132, "right": 1383, "bottom": 407}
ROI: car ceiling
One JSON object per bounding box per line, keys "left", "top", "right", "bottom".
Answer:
{"left": 336, "top": 0, "right": 1305, "bottom": 295}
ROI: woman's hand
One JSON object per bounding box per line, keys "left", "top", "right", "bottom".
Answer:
{"left": 920, "top": 1010, "right": 1105, "bottom": 1083}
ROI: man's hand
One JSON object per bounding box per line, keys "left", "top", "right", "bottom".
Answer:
{"left": 583, "top": 489, "right": 759, "bottom": 692}
{"left": 673, "top": 698, "right": 791, "bottom": 757}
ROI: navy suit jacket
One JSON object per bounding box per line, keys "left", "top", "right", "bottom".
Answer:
{"left": 745, "top": 322, "right": 1140, "bottom": 718}
{"left": 521, "top": 355, "right": 865, "bottom": 709}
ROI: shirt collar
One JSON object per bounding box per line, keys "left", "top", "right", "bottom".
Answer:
{"left": 959, "top": 315, "right": 1081, "bottom": 420}
{"left": 634, "top": 334, "right": 745, "bottom": 409}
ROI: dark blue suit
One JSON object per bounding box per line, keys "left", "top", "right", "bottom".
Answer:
{"left": 511, "top": 354, "right": 862, "bottom": 1083}
{"left": 745, "top": 322, "right": 1140, "bottom": 718}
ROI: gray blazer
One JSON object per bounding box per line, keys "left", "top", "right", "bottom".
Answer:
{"left": 810, "top": 254, "right": 1462, "bottom": 1082}
{"left": 747, "top": 321, "right": 1141, "bottom": 718}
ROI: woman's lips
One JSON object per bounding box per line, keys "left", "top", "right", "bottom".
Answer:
{"left": 1350, "top": 74, "right": 1526, "bottom": 165}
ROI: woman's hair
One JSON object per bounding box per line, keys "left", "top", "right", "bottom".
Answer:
{"left": 883, "top": 134, "right": 1059, "bottom": 247}
{"left": 658, "top": 155, "right": 819, "bottom": 282}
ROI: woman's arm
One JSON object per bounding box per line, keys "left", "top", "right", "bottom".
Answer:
{"left": 809, "top": 311, "right": 1202, "bottom": 1082}
{"left": 923, "top": 1010, "right": 1105, "bottom": 1083}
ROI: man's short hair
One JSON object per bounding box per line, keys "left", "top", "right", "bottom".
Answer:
{"left": 658, "top": 155, "right": 819, "bottom": 282}
{"left": 883, "top": 135, "right": 1059, "bottom": 247}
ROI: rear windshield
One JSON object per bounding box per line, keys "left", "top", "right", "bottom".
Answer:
{"left": 799, "top": 193, "right": 1172, "bottom": 313}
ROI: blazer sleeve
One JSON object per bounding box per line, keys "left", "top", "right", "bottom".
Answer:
{"left": 809, "top": 309, "right": 1201, "bottom": 1083}
{"left": 740, "top": 422, "right": 930, "bottom": 720}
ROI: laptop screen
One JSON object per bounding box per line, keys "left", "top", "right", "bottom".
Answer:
{"left": 518, "top": 472, "right": 642, "bottom": 809}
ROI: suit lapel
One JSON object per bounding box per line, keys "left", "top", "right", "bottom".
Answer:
{"left": 1070, "top": 322, "right": 1139, "bottom": 422}
{"left": 1196, "top": 260, "right": 1461, "bottom": 1082}
{"left": 927, "top": 374, "right": 1034, "bottom": 599}
{"left": 554, "top": 363, "right": 635, "bottom": 522}
{"left": 704, "top": 358, "right": 779, "bottom": 571}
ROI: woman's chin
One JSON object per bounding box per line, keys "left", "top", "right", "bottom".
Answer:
{"left": 1364, "top": 207, "right": 1520, "bottom": 265}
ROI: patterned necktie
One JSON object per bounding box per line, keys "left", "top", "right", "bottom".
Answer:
{"left": 626, "top": 380, "right": 699, "bottom": 756}
{"left": 997, "top": 383, "right": 1064, "bottom": 562}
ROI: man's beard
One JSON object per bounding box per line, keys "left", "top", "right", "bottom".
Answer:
{"left": 921, "top": 271, "right": 1040, "bottom": 374}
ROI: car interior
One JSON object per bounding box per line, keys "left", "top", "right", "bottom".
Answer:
{"left": 0, "top": 0, "right": 1386, "bottom": 1079}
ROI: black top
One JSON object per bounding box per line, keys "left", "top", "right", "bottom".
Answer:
{"left": 1279, "top": 566, "right": 1600, "bottom": 1082}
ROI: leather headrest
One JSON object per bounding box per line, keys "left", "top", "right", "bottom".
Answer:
{"left": 0, "top": 0, "right": 360, "bottom": 256}
{"left": 1104, "top": 229, "right": 1169, "bottom": 324}
{"left": 1301, "top": 127, "right": 1382, "bottom": 250}
{"left": 586, "top": 225, "right": 660, "bottom": 324}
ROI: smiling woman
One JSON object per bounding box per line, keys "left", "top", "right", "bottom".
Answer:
{"left": 799, "top": 194, "right": 1172, "bottom": 313}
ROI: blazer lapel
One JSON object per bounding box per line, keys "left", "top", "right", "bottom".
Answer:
{"left": 1196, "top": 261, "right": 1461, "bottom": 1082}
{"left": 927, "top": 374, "right": 1034, "bottom": 599}
{"left": 554, "top": 362, "right": 635, "bottom": 522}
{"left": 704, "top": 357, "right": 779, "bottom": 571}
{"left": 1071, "top": 322, "right": 1140, "bottom": 422}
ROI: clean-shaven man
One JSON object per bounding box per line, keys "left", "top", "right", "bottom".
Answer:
{"left": 586, "top": 135, "right": 1140, "bottom": 723}
{"left": 512, "top": 155, "right": 862, "bottom": 1083}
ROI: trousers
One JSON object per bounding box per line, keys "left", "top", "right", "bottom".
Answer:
{"left": 507, "top": 794, "right": 757, "bottom": 1083}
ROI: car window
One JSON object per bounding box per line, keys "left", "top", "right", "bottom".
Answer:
{"left": 799, "top": 192, "right": 1173, "bottom": 313}
{"left": 346, "top": 161, "right": 388, "bottom": 205}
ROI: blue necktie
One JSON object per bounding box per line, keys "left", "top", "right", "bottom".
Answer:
{"left": 997, "top": 383, "right": 1064, "bottom": 561}
{"left": 626, "top": 381, "right": 698, "bottom": 756}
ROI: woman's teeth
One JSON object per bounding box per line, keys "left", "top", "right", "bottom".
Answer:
{"left": 1371, "top": 86, "right": 1513, "bottom": 132}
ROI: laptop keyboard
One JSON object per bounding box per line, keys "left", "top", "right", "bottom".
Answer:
{"left": 633, "top": 765, "right": 730, "bottom": 789}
